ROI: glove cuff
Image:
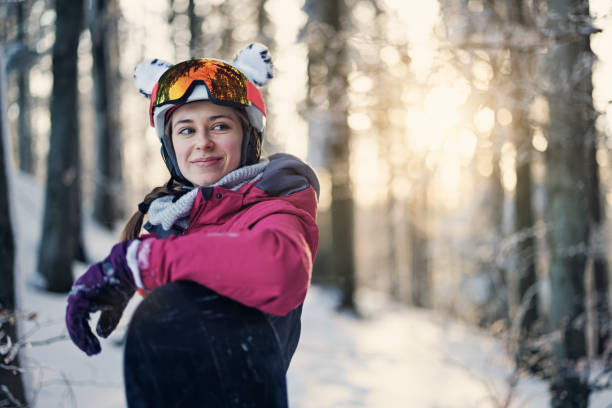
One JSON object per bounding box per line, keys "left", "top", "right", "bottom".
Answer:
{"left": 127, "top": 239, "right": 149, "bottom": 294}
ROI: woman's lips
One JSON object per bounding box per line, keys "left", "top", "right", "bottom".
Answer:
{"left": 191, "top": 157, "right": 221, "bottom": 167}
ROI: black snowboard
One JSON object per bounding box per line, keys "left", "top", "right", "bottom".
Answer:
{"left": 124, "top": 281, "right": 288, "bottom": 408}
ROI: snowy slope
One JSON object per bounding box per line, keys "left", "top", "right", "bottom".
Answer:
{"left": 8, "top": 171, "right": 611, "bottom": 407}
{"left": 289, "top": 288, "right": 549, "bottom": 408}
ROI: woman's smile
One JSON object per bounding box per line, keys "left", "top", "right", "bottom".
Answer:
{"left": 190, "top": 156, "right": 223, "bottom": 167}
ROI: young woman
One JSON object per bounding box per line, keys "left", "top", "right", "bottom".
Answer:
{"left": 65, "top": 44, "right": 319, "bottom": 407}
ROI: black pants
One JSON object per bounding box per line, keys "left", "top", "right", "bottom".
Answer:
{"left": 124, "top": 281, "right": 288, "bottom": 408}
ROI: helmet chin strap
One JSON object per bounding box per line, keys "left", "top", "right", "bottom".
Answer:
{"left": 240, "top": 125, "right": 252, "bottom": 167}
{"left": 240, "top": 124, "right": 263, "bottom": 167}
{"left": 160, "top": 141, "right": 192, "bottom": 187}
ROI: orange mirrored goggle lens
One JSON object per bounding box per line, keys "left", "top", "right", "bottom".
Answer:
{"left": 153, "top": 59, "right": 250, "bottom": 108}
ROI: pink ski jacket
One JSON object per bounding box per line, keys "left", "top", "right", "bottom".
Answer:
{"left": 138, "top": 154, "right": 319, "bottom": 319}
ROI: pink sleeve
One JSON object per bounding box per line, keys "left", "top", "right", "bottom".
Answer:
{"left": 139, "top": 212, "right": 317, "bottom": 316}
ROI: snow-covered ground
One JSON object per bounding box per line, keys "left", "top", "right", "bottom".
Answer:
{"left": 8, "top": 171, "right": 612, "bottom": 407}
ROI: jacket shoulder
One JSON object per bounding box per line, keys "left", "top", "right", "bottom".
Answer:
{"left": 256, "top": 153, "right": 320, "bottom": 199}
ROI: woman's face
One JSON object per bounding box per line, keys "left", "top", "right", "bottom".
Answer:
{"left": 170, "top": 101, "right": 243, "bottom": 186}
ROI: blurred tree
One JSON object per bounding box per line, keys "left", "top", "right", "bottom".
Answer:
{"left": 588, "top": 128, "right": 610, "bottom": 356}
{"left": 16, "top": 2, "right": 33, "bottom": 175}
{"left": 168, "top": 0, "right": 190, "bottom": 61}
{"left": 409, "top": 190, "right": 431, "bottom": 307}
{"left": 467, "top": 79, "right": 508, "bottom": 325}
{"left": 37, "top": 0, "right": 85, "bottom": 292}
{"left": 90, "top": 0, "right": 122, "bottom": 229}
{"left": 580, "top": 1, "right": 610, "bottom": 354}
{"left": 254, "top": 0, "right": 281, "bottom": 154}
{"left": 487, "top": 145, "right": 506, "bottom": 321}
{"left": 544, "top": 0, "right": 594, "bottom": 404}
{"left": 371, "top": 7, "right": 402, "bottom": 301}
{"left": 439, "top": 0, "right": 510, "bottom": 322}
{"left": 571, "top": 0, "right": 610, "bottom": 359}
{"left": 0, "top": 45, "right": 27, "bottom": 408}
{"left": 168, "top": 0, "right": 176, "bottom": 58}
{"left": 218, "top": 1, "right": 235, "bottom": 58}
{"left": 255, "top": 0, "right": 273, "bottom": 46}
{"left": 188, "top": 0, "right": 203, "bottom": 58}
{"left": 504, "top": 0, "right": 540, "bottom": 342}
{"left": 304, "top": 0, "right": 356, "bottom": 312}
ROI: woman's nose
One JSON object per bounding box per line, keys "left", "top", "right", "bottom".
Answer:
{"left": 194, "top": 130, "right": 214, "bottom": 150}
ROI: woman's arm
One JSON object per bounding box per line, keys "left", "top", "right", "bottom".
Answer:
{"left": 138, "top": 211, "right": 318, "bottom": 316}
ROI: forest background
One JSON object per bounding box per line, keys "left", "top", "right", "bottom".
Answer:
{"left": 1, "top": 0, "right": 612, "bottom": 407}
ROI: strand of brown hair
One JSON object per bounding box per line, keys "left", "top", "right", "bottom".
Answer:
{"left": 120, "top": 178, "right": 182, "bottom": 241}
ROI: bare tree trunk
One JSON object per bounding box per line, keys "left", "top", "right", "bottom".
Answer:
{"left": 371, "top": 9, "right": 401, "bottom": 301}
{"left": 329, "top": 31, "right": 355, "bottom": 311}
{"left": 483, "top": 146, "right": 507, "bottom": 324}
{"left": 514, "top": 112, "right": 538, "bottom": 326}
{"left": 188, "top": 0, "right": 203, "bottom": 58}
{"left": 409, "top": 190, "right": 430, "bottom": 308}
{"left": 218, "top": 1, "right": 234, "bottom": 58}
{"left": 439, "top": 0, "right": 510, "bottom": 324}
{"left": 0, "top": 46, "right": 27, "bottom": 408}
{"left": 91, "top": 0, "right": 122, "bottom": 229}
{"left": 512, "top": 56, "right": 543, "bottom": 375}
{"left": 502, "top": 1, "right": 540, "bottom": 340}
{"left": 256, "top": 0, "right": 273, "bottom": 46}
{"left": 585, "top": 109, "right": 610, "bottom": 356}
{"left": 37, "top": 0, "right": 84, "bottom": 293}
{"left": 545, "top": 1, "right": 592, "bottom": 405}
{"left": 512, "top": 53, "right": 539, "bottom": 337}
{"left": 588, "top": 136, "right": 610, "bottom": 355}
{"left": 254, "top": 0, "right": 281, "bottom": 154}
{"left": 168, "top": 0, "right": 176, "bottom": 60}
{"left": 386, "top": 191, "right": 399, "bottom": 300}
{"left": 304, "top": 0, "right": 356, "bottom": 312}
{"left": 94, "top": 0, "right": 122, "bottom": 222}
{"left": 16, "top": 2, "right": 33, "bottom": 175}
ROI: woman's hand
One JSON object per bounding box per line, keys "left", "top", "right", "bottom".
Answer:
{"left": 65, "top": 240, "right": 138, "bottom": 355}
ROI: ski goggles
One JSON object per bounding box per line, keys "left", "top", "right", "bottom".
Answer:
{"left": 149, "top": 59, "right": 266, "bottom": 126}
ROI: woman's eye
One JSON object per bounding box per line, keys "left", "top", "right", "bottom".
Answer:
{"left": 212, "top": 123, "right": 230, "bottom": 131}
{"left": 178, "top": 128, "right": 194, "bottom": 135}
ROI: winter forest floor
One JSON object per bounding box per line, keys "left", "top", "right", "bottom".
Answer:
{"left": 9, "top": 171, "right": 612, "bottom": 408}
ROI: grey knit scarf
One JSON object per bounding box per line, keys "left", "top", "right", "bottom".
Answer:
{"left": 147, "top": 158, "right": 269, "bottom": 231}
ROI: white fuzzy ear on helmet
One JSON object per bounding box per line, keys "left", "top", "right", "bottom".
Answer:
{"left": 133, "top": 59, "right": 172, "bottom": 98}
{"left": 233, "top": 43, "right": 273, "bottom": 87}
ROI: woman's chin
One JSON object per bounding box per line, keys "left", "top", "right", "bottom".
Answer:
{"left": 187, "top": 171, "right": 223, "bottom": 187}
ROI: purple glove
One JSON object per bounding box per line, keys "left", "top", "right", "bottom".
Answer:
{"left": 66, "top": 240, "right": 137, "bottom": 355}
